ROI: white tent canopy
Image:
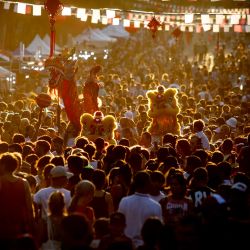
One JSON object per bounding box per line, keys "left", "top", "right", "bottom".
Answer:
{"left": 26, "top": 34, "right": 50, "bottom": 55}
{"left": 102, "top": 24, "right": 130, "bottom": 38}
{"left": 0, "top": 54, "right": 10, "bottom": 62}
{"left": 73, "top": 28, "right": 117, "bottom": 47}
{"left": 43, "top": 34, "right": 61, "bottom": 52}
{"left": 0, "top": 66, "right": 15, "bottom": 78}
{"left": 92, "top": 28, "right": 117, "bottom": 42}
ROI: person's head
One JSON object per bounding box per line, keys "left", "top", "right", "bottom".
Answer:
{"left": 162, "top": 133, "right": 177, "bottom": 148}
{"left": 25, "top": 174, "right": 37, "bottom": 194}
{"left": 50, "top": 155, "right": 65, "bottom": 167}
{"left": 21, "top": 110, "right": 31, "bottom": 120}
{"left": 211, "top": 151, "right": 224, "bottom": 164}
{"left": 189, "top": 134, "right": 203, "bottom": 153}
{"left": 112, "top": 145, "right": 127, "bottom": 161}
{"left": 176, "top": 138, "right": 191, "bottom": 157}
{"left": 35, "top": 155, "right": 52, "bottom": 175}
{"left": 156, "top": 146, "right": 169, "bottom": 163}
{"left": 94, "top": 137, "right": 106, "bottom": 151}
{"left": 12, "top": 113, "right": 21, "bottom": 126}
{"left": 48, "top": 191, "right": 66, "bottom": 216}
{"left": 82, "top": 144, "right": 95, "bottom": 161}
{"left": 193, "top": 119, "right": 205, "bottom": 133}
{"left": 0, "top": 152, "right": 19, "bottom": 175}
{"left": 128, "top": 152, "right": 143, "bottom": 174}
{"left": 75, "top": 136, "right": 89, "bottom": 149}
{"left": 141, "top": 217, "right": 164, "bottom": 247}
{"left": 3, "top": 120, "right": 12, "bottom": 132}
{"left": 206, "top": 162, "right": 222, "bottom": 190}
{"left": 0, "top": 142, "right": 8, "bottom": 154}
{"left": 25, "top": 124, "right": 35, "bottom": 138}
{"left": 193, "top": 149, "right": 209, "bottom": 167}
{"left": 92, "top": 169, "right": 106, "bottom": 190}
{"left": 168, "top": 171, "right": 187, "bottom": 199}
{"left": 133, "top": 170, "right": 151, "bottom": 194}
{"left": 73, "top": 180, "right": 96, "bottom": 205}
{"left": 150, "top": 170, "right": 165, "bottom": 194}
{"left": 14, "top": 100, "right": 24, "bottom": 112}
{"left": 52, "top": 136, "right": 64, "bottom": 154}
{"left": 119, "top": 138, "right": 130, "bottom": 147}
{"left": 37, "top": 135, "right": 52, "bottom": 144}
{"left": 222, "top": 104, "right": 230, "bottom": 113}
{"left": 8, "top": 143, "right": 23, "bottom": 154}
{"left": 160, "top": 154, "right": 179, "bottom": 173}
{"left": 12, "top": 133, "right": 25, "bottom": 144}
{"left": 35, "top": 140, "right": 51, "bottom": 157}
{"left": 25, "top": 154, "right": 39, "bottom": 175}
{"left": 93, "top": 217, "right": 109, "bottom": 239}
{"left": 90, "top": 65, "right": 102, "bottom": 76}
{"left": 109, "top": 212, "right": 126, "bottom": 236}
{"left": 67, "top": 155, "right": 85, "bottom": 175}
{"left": 19, "top": 118, "right": 30, "bottom": 135}
{"left": 189, "top": 167, "right": 208, "bottom": 189}
{"left": 217, "top": 161, "right": 232, "bottom": 180}
{"left": 22, "top": 144, "right": 34, "bottom": 159}
{"left": 140, "top": 131, "right": 152, "bottom": 146}
{"left": 43, "top": 163, "right": 55, "bottom": 187}
{"left": 50, "top": 165, "right": 73, "bottom": 188}
{"left": 220, "top": 138, "right": 233, "bottom": 154}
{"left": 61, "top": 214, "right": 93, "bottom": 248}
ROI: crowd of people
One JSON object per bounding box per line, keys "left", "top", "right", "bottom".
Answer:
{"left": 0, "top": 30, "right": 249, "bottom": 250}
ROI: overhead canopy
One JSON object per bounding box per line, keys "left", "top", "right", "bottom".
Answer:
{"left": 92, "top": 28, "right": 118, "bottom": 41}
{"left": 102, "top": 24, "right": 130, "bottom": 39}
{"left": 0, "top": 66, "right": 15, "bottom": 78}
{"left": 39, "top": 1, "right": 250, "bottom": 10}
{"left": 43, "top": 34, "right": 62, "bottom": 52}
{"left": 26, "top": 34, "right": 50, "bottom": 55}
{"left": 0, "top": 54, "right": 10, "bottom": 62}
{"left": 12, "top": 47, "right": 33, "bottom": 57}
{"left": 73, "top": 28, "right": 117, "bottom": 47}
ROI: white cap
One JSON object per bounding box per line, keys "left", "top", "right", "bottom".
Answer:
{"left": 50, "top": 166, "right": 73, "bottom": 179}
{"left": 231, "top": 182, "right": 247, "bottom": 192}
{"left": 226, "top": 117, "right": 237, "bottom": 128}
{"left": 124, "top": 111, "right": 134, "bottom": 120}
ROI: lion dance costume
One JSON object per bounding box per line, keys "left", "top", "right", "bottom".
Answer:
{"left": 80, "top": 111, "right": 117, "bottom": 144}
{"left": 146, "top": 85, "right": 180, "bottom": 138}
{"left": 44, "top": 49, "right": 102, "bottom": 135}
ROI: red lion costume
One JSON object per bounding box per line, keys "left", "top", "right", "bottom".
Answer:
{"left": 83, "top": 65, "right": 101, "bottom": 114}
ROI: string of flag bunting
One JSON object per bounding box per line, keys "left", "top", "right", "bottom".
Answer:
{"left": 1, "top": 0, "right": 250, "bottom": 33}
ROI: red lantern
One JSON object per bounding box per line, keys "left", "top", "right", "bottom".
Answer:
{"left": 44, "top": 0, "right": 64, "bottom": 57}
{"left": 172, "top": 27, "right": 182, "bottom": 39}
{"left": 36, "top": 93, "right": 52, "bottom": 108}
{"left": 147, "top": 16, "right": 161, "bottom": 38}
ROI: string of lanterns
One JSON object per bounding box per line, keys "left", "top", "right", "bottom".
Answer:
{"left": 0, "top": 0, "right": 250, "bottom": 33}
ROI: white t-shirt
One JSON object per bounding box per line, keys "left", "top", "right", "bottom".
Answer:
{"left": 118, "top": 192, "right": 162, "bottom": 248}
{"left": 33, "top": 186, "right": 71, "bottom": 219}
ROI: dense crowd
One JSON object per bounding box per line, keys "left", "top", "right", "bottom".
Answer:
{"left": 0, "top": 30, "right": 250, "bottom": 250}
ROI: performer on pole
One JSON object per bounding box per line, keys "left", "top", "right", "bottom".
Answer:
{"left": 83, "top": 65, "right": 102, "bottom": 114}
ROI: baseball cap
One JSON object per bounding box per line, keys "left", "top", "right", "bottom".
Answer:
{"left": 50, "top": 166, "right": 73, "bottom": 179}
{"left": 226, "top": 117, "right": 237, "bottom": 129}
{"left": 231, "top": 182, "right": 248, "bottom": 192}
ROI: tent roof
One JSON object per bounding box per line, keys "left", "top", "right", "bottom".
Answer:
{"left": 12, "top": 47, "right": 33, "bottom": 56}
{"left": 102, "top": 24, "right": 130, "bottom": 38}
{"left": 0, "top": 54, "right": 10, "bottom": 62}
{"left": 43, "top": 34, "right": 62, "bottom": 51}
{"left": 92, "top": 29, "right": 117, "bottom": 42}
{"left": 26, "top": 34, "right": 50, "bottom": 55}
{"left": 0, "top": 66, "right": 15, "bottom": 78}
{"left": 74, "top": 28, "right": 117, "bottom": 44}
